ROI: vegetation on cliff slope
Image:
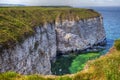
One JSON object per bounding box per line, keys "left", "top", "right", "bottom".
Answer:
{"left": 51, "top": 53, "right": 100, "bottom": 75}
{"left": 0, "top": 40, "right": 120, "bottom": 80}
{"left": 69, "top": 53, "right": 100, "bottom": 74}
{"left": 0, "top": 7, "right": 100, "bottom": 49}
{"left": 115, "top": 39, "right": 120, "bottom": 51}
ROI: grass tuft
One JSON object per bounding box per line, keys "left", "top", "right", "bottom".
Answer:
{"left": 114, "top": 39, "right": 120, "bottom": 51}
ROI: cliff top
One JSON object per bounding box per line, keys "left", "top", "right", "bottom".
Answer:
{"left": 0, "top": 7, "right": 100, "bottom": 48}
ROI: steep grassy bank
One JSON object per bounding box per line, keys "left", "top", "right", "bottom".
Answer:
{"left": 0, "top": 7, "right": 100, "bottom": 49}
{"left": 0, "top": 40, "right": 120, "bottom": 80}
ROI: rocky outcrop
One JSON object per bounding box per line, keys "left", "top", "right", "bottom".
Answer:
{"left": 56, "top": 16, "right": 106, "bottom": 53}
{"left": 0, "top": 16, "right": 106, "bottom": 75}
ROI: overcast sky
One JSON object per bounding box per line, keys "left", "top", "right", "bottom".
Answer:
{"left": 0, "top": 0, "right": 120, "bottom": 6}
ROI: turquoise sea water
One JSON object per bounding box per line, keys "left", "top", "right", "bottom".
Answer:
{"left": 51, "top": 7, "right": 120, "bottom": 75}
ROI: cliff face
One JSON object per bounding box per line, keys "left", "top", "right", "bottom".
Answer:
{"left": 56, "top": 16, "right": 105, "bottom": 53}
{"left": 0, "top": 24, "right": 57, "bottom": 75}
{"left": 0, "top": 16, "right": 106, "bottom": 75}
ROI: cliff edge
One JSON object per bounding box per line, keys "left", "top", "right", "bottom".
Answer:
{"left": 0, "top": 7, "right": 106, "bottom": 75}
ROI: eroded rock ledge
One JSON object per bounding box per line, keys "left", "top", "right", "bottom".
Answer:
{"left": 0, "top": 16, "right": 106, "bottom": 75}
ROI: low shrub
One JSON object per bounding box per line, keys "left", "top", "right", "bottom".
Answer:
{"left": 0, "top": 71, "right": 18, "bottom": 80}
{"left": 114, "top": 39, "right": 120, "bottom": 51}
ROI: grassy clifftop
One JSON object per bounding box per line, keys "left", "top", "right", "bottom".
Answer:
{"left": 0, "top": 7, "right": 100, "bottom": 49}
{"left": 0, "top": 40, "right": 120, "bottom": 80}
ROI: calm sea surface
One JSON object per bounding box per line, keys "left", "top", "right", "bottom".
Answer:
{"left": 51, "top": 7, "right": 120, "bottom": 75}
{"left": 91, "top": 7, "right": 120, "bottom": 53}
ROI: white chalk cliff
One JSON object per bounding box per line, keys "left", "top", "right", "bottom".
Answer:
{"left": 0, "top": 16, "right": 106, "bottom": 75}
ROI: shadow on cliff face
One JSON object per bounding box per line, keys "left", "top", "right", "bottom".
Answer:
{"left": 51, "top": 53, "right": 76, "bottom": 75}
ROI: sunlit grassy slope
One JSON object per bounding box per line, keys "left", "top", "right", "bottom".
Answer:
{"left": 1, "top": 40, "right": 120, "bottom": 80}
{"left": 0, "top": 7, "right": 100, "bottom": 49}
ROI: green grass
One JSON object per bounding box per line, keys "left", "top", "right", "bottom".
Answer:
{"left": 0, "top": 7, "right": 100, "bottom": 49}
{"left": 114, "top": 39, "right": 120, "bottom": 51}
{"left": 0, "top": 71, "right": 18, "bottom": 80}
{"left": 69, "top": 53, "right": 100, "bottom": 74}
{"left": 51, "top": 52, "right": 100, "bottom": 75}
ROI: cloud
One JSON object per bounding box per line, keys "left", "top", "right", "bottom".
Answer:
{"left": 0, "top": 0, "right": 120, "bottom": 6}
{"left": 90, "top": 0, "right": 113, "bottom": 1}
